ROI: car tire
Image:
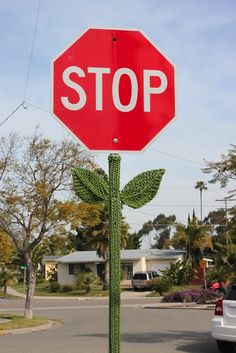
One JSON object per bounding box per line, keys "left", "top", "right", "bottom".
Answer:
{"left": 217, "top": 340, "right": 235, "bottom": 353}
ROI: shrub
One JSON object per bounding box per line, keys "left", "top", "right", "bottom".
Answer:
{"left": 162, "top": 288, "right": 221, "bottom": 303}
{"left": 48, "top": 281, "right": 61, "bottom": 293}
{"left": 76, "top": 270, "right": 100, "bottom": 293}
{"left": 152, "top": 277, "right": 172, "bottom": 295}
{"left": 61, "top": 285, "right": 73, "bottom": 293}
{"left": 161, "top": 260, "right": 193, "bottom": 286}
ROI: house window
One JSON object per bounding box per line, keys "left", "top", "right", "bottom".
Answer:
{"left": 69, "top": 264, "right": 75, "bottom": 275}
{"left": 68, "top": 263, "right": 85, "bottom": 275}
{"left": 121, "top": 263, "right": 133, "bottom": 280}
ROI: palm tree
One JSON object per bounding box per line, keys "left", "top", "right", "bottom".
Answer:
{"left": 80, "top": 203, "right": 129, "bottom": 289}
{"left": 195, "top": 181, "right": 208, "bottom": 223}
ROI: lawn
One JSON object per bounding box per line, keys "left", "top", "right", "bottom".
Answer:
{"left": 0, "top": 314, "right": 48, "bottom": 332}
{"left": 11, "top": 282, "right": 109, "bottom": 297}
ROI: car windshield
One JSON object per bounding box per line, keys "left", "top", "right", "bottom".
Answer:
{"left": 133, "top": 273, "right": 147, "bottom": 280}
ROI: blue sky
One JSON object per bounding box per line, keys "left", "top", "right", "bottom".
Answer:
{"left": 0, "top": 0, "right": 235, "bottom": 243}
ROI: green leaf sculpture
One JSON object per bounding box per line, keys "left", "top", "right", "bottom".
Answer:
{"left": 120, "top": 169, "right": 165, "bottom": 209}
{"left": 72, "top": 168, "right": 109, "bottom": 203}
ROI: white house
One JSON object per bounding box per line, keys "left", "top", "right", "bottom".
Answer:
{"left": 51, "top": 249, "right": 186, "bottom": 286}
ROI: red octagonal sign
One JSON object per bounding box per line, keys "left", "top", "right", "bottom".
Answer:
{"left": 52, "top": 28, "right": 175, "bottom": 151}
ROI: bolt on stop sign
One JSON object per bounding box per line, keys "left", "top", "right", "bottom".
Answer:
{"left": 52, "top": 28, "right": 176, "bottom": 151}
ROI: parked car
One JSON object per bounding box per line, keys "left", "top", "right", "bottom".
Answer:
{"left": 212, "top": 284, "right": 236, "bottom": 353}
{"left": 131, "top": 271, "right": 159, "bottom": 290}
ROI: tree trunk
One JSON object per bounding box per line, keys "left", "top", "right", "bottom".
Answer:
{"left": 24, "top": 255, "right": 36, "bottom": 319}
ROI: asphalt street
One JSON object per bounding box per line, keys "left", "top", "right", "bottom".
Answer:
{"left": 0, "top": 296, "right": 218, "bottom": 353}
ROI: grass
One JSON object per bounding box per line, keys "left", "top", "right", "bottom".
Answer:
{"left": 0, "top": 313, "right": 48, "bottom": 332}
{"left": 11, "top": 282, "right": 109, "bottom": 297}
{"left": 0, "top": 290, "right": 16, "bottom": 299}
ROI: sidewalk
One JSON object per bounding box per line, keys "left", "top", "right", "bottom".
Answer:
{"left": 4, "top": 287, "right": 215, "bottom": 309}
{"left": 6, "top": 287, "right": 25, "bottom": 298}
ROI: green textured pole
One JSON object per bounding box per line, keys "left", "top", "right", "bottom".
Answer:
{"left": 108, "top": 153, "right": 121, "bottom": 353}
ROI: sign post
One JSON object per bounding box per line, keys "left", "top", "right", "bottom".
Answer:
{"left": 52, "top": 28, "right": 176, "bottom": 353}
{"left": 108, "top": 154, "right": 121, "bottom": 353}
{"left": 200, "top": 259, "right": 207, "bottom": 303}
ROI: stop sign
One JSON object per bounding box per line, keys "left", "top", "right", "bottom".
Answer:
{"left": 52, "top": 28, "right": 175, "bottom": 151}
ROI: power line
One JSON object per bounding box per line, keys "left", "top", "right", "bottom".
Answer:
{"left": 0, "top": 102, "right": 24, "bottom": 127}
{"left": 151, "top": 147, "right": 204, "bottom": 166}
{"left": 0, "top": 1, "right": 42, "bottom": 128}
{"left": 24, "top": 101, "right": 49, "bottom": 114}
{"left": 23, "top": 0, "right": 42, "bottom": 101}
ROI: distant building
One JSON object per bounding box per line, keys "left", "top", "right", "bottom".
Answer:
{"left": 43, "top": 249, "right": 186, "bottom": 286}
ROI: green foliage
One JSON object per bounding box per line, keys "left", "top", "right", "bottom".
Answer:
{"left": 151, "top": 214, "right": 176, "bottom": 249}
{"left": 161, "top": 260, "right": 193, "bottom": 286}
{"left": 48, "top": 281, "right": 60, "bottom": 293}
{"left": 125, "top": 232, "right": 142, "bottom": 249}
{"left": 72, "top": 168, "right": 109, "bottom": 203}
{"left": 0, "top": 268, "right": 15, "bottom": 294}
{"left": 61, "top": 285, "right": 73, "bottom": 293}
{"left": 0, "top": 230, "right": 14, "bottom": 265}
{"left": 170, "top": 212, "right": 212, "bottom": 268}
{"left": 203, "top": 144, "right": 236, "bottom": 188}
{"left": 120, "top": 169, "right": 165, "bottom": 209}
{"left": 152, "top": 277, "right": 172, "bottom": 295}
{"left": 75, "top": 269, "right": 100, "bottom": 293}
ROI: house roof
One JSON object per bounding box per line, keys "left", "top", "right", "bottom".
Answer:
{"left": 56, "top": 249, "right": 186, "bottom": 264}
{"left": 42, "top": 255, "right": 62, "bottom": 264}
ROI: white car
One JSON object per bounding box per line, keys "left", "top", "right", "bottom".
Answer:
{"left": 212, "top": 284, "right": 236, "bottom": 353}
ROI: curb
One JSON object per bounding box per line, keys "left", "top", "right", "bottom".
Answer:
{"left": 145, "top": 303, "right": 215, "bottom": 310}
{"left": 0, "top": 320, "right": 62, "bottom": 336}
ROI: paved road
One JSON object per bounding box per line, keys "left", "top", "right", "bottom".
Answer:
{"left": 0, "top": 296, "right": 218, "bottom": 353}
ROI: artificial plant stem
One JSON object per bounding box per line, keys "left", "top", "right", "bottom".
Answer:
{"left": 108, "top": 153, "right": 121, "bottom": 353}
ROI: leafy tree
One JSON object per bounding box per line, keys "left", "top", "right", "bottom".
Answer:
{"left": 0, "top": 131, "right": 94, "bottom": 318}
{"left": 204, "top": 144, "right": 236, "bottom": 191}
{"left": 125, "top": 231, "right": 142, "bottom": 249}
{"left": 152, "top": 214, "right": 176, "bottom": 249}
{"left": 0, "top": 230, "right": 14, "bottom": 266}
{"left": 170, "top": 212, "right": 213, "bottom": 268}
{"left": 204, "top": 145, "right": 236, "bottom": 270}
{"left": 203, "top": 208, "right": 236, "bottom": 283}
{"left": 137, "top": 214, "right": 176, "bottom": 249}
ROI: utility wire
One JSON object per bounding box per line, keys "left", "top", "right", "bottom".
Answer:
{"left": 24, "top": 101, "right": 49, "bottom": 113}
{"left": 0, "top": 102, "right": 24, "bottom": 127}
{"left": 151, "top": 147, "right": 204, "bottom": 166}
{"left": 23, "top": 0, "right": 42, "bottom": 101}
{"left": 0, "top": 1, "right": 42, "bottom": 128}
